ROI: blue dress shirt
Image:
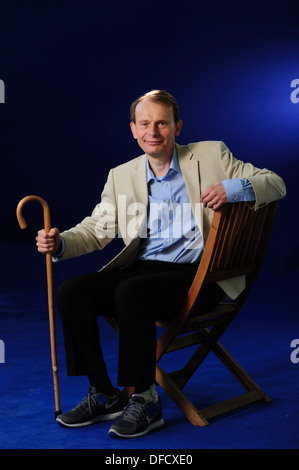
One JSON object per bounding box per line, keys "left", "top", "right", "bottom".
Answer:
{"left": 137, "top": 150, "right": 203, "bottom": 263}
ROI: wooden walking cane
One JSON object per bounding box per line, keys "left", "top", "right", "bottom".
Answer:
{"left": 16, "top": 195, "right": 62, "bottom": 419}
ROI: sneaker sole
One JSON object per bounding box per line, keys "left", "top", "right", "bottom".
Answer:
{"left": 56, "top": 410, "right": 124, "bottom": 428}
{"left": 108, "top": 418, "right": 164, "bottom": 438}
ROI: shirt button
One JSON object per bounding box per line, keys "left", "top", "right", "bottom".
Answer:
{"left": 164, "top": 183, "right": 168, "bottom": 187}
{"left": 167, "top": 239, "right": 170, "bottom": 243}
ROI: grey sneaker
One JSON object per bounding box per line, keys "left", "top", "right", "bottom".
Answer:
{"left": 56, "top": 387, "right": 124, "bottom": 428}
{"left": 108, "top": 395, "right": 164, "bottom": 438}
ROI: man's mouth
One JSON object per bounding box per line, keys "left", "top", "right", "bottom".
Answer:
{"left": 145, "top": 140, "right": 163, "bottom": 145}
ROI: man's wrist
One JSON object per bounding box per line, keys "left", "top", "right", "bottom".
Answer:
{"left": 52, "top": 237, "right": 65, "bottom": 260}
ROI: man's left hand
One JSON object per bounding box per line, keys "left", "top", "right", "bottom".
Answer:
{"left": 201, "top": 182, "right": 228, "bottom": 211}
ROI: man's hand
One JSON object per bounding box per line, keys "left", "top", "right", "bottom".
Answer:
{"left": 36, "top": 227, "right": 62, "bottom": 254}
{"left": 201, "top": 182, "right": 228, "bottom": 211}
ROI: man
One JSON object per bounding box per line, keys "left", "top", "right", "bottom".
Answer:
{"left": 36, "top": 90, "right": 286, "bottom": 438}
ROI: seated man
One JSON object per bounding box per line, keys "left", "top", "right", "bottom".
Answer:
{"left": 36, "top": 90, "right": 286, "bottom": 438}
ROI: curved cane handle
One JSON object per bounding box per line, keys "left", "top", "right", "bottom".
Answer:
{"left": 16, "top": 195, "right": 51, "bottom": 232}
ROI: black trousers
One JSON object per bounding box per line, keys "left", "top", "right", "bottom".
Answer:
{"left": 57, "top": 260, "right": 224, "bottom": 389}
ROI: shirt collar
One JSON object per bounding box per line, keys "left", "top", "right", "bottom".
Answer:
{"left": 146, "top": 147, "right": 181, "bottom": 183}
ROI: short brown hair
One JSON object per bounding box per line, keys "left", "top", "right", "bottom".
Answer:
{"left": 130, "top": 90, "right": 180, "bottom": 123}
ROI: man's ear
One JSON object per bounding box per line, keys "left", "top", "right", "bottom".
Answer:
{"left": 175, "top": 119, "right": 183, "bottom": 137}
{"left": 130, "top": 121, "right": 137, "bottom": 139}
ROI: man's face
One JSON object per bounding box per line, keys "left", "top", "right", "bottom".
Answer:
{"left": 130, "top": 99, "right": 182, "bottom": 160}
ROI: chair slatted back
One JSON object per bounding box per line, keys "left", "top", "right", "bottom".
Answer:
{"left": 188, "top": 202, "right": 278, "bottom": 308}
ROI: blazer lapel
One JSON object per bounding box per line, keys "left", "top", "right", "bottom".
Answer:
{"left": 129, "top": 154, "right": 148, "bottom": 239}
{"left": 176, "top": 144, "right": 204, "bottom": 238}
{"left": 131, "top": 153, "right": 148, "bottom": 207}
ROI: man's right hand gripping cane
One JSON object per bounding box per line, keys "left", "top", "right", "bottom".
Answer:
{"left": 36, "top": 228, "right": 62, "bottom": 255}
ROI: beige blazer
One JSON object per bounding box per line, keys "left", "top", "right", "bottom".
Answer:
{"left": 59, "top": 141, "right": 286, "bottom": 299}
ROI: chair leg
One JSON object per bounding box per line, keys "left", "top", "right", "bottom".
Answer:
{"left": 165, "top": 321, "right": 236, "bottom": 391}
{"left": 156, "top": 329, "right": 271, "bottom": 426}
{"left": 156, "top": 364, "right": 210, "bottom": 426}
{"left": 121, "top": 386, "right": 134, "bottom": 402}
{"left": 211, "top": 339, "right": 271, "bottom": 402}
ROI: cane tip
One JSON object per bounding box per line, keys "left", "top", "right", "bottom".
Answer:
{"left": 55, "top": 410, "right": 62, "bottom": 420}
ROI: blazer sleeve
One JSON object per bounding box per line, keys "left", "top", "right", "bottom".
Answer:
{"left": 218, "top": 141, "right": 286, "bottom": 209}
{"left": 60, "top": 169, "right": 118, "bottom": 260}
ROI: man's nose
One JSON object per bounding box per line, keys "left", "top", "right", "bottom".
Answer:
{"left": 149, "top": 123, "right": 159, "bottom": 134}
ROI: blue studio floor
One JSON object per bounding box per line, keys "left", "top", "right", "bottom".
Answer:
{"left": 1, "top": 240, "right": 299, "bottom": 454}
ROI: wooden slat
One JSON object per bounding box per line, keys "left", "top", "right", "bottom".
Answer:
{"left": 204, "top": 264, "right": 257, "bottom": 283}
{"left": 222, "top": 203, "right": 246, "bottom": 270}
{"left": 211, "top": 338, "right": 272, "bottom": 396}
{"left": 228, "top": 205, "right": 254, "bottom": 268}
{"left": 156, "top": 364, "right": 210, "bottom": 426}
{"left": 164, "top": 310, "right": 237, "bottom": 353}
{"left": 246, "top": 205, "right": 269, "bottom": 264}
{"left": 200, "top": 390, "right": 269, "bottom": 420}
{"left": 209, "top": 205, "right": 232, "bottom": 272}
{"left": 165, "top": 332, "right": 203, "bottom": 353}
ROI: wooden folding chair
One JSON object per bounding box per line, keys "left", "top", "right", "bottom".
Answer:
{"left": 155, "top": 201, "right": 278, "bottom": 426}
{"left": 107, "top": 201, "right": 278, "bottom": 426}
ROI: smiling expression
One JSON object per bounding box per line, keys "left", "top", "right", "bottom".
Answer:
{"left": 130, "top": 98, "right": 182, "bottom": 161}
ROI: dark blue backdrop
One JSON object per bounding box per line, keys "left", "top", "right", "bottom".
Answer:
{"left": 0, "top": 0, "right": 298, "bottom": 451}
{"left": 1, "top": 1, "right": 297, "bottom": 253}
